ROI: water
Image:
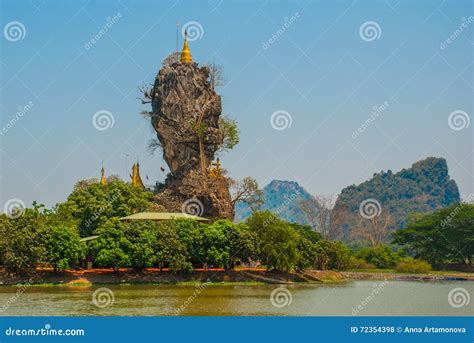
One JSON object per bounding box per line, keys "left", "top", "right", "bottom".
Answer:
{"left": 0, "top": 281, "right": 472, "bottom": 316}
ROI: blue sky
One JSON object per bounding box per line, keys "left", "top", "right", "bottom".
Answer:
{"left": 1, "top": 0, "right": 473, "bottom": 208}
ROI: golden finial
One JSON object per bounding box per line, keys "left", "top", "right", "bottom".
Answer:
{"left": 180, "top": 30, "right": 193, "bottom": 64}
{"left": 100, "top": 162, "right": 106, "bottom": 186}
{"left": 131, "top": 161, "right": 144, "bottom": 188}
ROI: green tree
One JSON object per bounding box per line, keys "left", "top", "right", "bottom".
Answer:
{"left": 314, "top": 240, "right": 353, "bottom": 270}
{"left": 227, "top": 222, "right": 258, "bottom": 270}
{"left": 155, "top": 222, "right": 192, "bottom": 271}
{"left": 46, "top": 225, "right": 85, "bottom": 272}
{"left": 0, "top": 205, "right": 48, "bottom": 274}
{"left": 90, "top": 219, "right": 131, "bottom": 270}
{"left": 59, "top": 179, "right": 153, "bottom": 236}
{"left": 393, "top": 203, "right": 474, "bottom": 266}
{"left": 356, "top": 245, "right": 400, "bottom": 269}
{"left": 296, "top": 237, "right": 318, "bottom": 271}
{"left": 246, "top": 211, "right": 299, "bottom": 271}
{"left": 200, "top": 220, "right": 231, "bottom": 268}
{"left": 123, "top": 221, "right": 158, "bottom": 270}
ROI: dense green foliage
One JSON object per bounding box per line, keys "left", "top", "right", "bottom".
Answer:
{"left": 395, "top": 257, "right": 432, "bottom": 274}
{"left": 356, "top": 245, "right": 400, "bottom": 269}
{"left": 59, "top": 179, "right": 153, "bottom": 236}
{"left": 393, "top": 203, "right": 474, "bottom": 266}
{"left": 332, "top": 157, "right": 460, "bottom": 234}
{"left": 0, "top": 177, "right": 467, "bottom": 274}
{"left": 46, "top": 226, "right": 84, "bottom": 272}
{"left": 0, "top": 205, "right": 48, "bottom": 273}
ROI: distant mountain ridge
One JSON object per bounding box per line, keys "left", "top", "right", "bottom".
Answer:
{"left": 235, "top": 157, "right": 460, "bottom": 231}
{"left": 331, "top": 157, "right": 460, "bottom": 230}
{"left": 234, "top": 180, "right": 313, "bottom": 224}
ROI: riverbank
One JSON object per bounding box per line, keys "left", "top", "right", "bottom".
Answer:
{"left": 0, "top": 268, "right": 472, "bottom": 286}
{"left": 0, "top": 268, "right": 343, "bottom": 286}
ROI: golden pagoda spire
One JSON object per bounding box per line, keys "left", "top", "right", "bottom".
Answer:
{"left": 131, "top": 161, "right": 144, "bottom": 188}
{"left": 180, "top": 30, "right": 193, "bottom": 64}
{"left": 100, "top": 163, "right": 106, "bottom": 186}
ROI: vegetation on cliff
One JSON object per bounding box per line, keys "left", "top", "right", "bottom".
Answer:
{"left": 331, "top": 157, "right": 460, "bottom": 240}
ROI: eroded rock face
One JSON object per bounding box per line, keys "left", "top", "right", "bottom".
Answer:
{"left": 150, "top": 61, "right": 233, "bottom": 220}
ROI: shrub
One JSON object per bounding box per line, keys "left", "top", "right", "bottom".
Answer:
{"left": 349, "top": 256, "right": 375, "bottom": 270}
{"left": 395, "top": 257, "right": 432, "bottom": 273}
{"left": 357, "top": 245, "right": 400, "bottom": 269}
{"left": 314, "top": 240, "right": 353, "bottom": 271}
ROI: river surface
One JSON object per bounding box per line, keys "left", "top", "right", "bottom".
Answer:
{"left": 0, "top": 281, "right": 472, "bottom": 316}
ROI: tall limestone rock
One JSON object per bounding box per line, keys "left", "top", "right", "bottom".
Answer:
{"left": 148, "top": 44, "right": 233, "bottom": 220}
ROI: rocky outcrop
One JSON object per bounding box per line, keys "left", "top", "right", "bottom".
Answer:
{"left": 330, "top": 157, "right": 460, "bottom": 237}
{"left": 149, "top": 61, "right": 233, "bottom": 219}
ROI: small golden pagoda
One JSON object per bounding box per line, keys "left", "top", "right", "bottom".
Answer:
{"left": 208, "top": 158, "right": 221, "bottom": 177}
{"left": 131, "top": 162, "right": 145, "bottom": 188}
{"left": 180, "top": 30, "right": 193, "bottom": 64}
{"left": 100, "top": 164, "right": 106, "bottom": 186}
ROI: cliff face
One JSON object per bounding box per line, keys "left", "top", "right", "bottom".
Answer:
{"left": 331, "top": 157, "right": 460, "bottom": 236}
{"left": 150, "top": 61, "right": 233, "bottom": 219}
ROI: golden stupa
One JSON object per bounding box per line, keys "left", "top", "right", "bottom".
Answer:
{"left": 131, "top": 162, "right": 145, "bottom": 188}
{"left": 180, "top": 30, "right": 193, "bottom": 64}
{"left": 100, "top": 164, "right": 106, "bottom": 186}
